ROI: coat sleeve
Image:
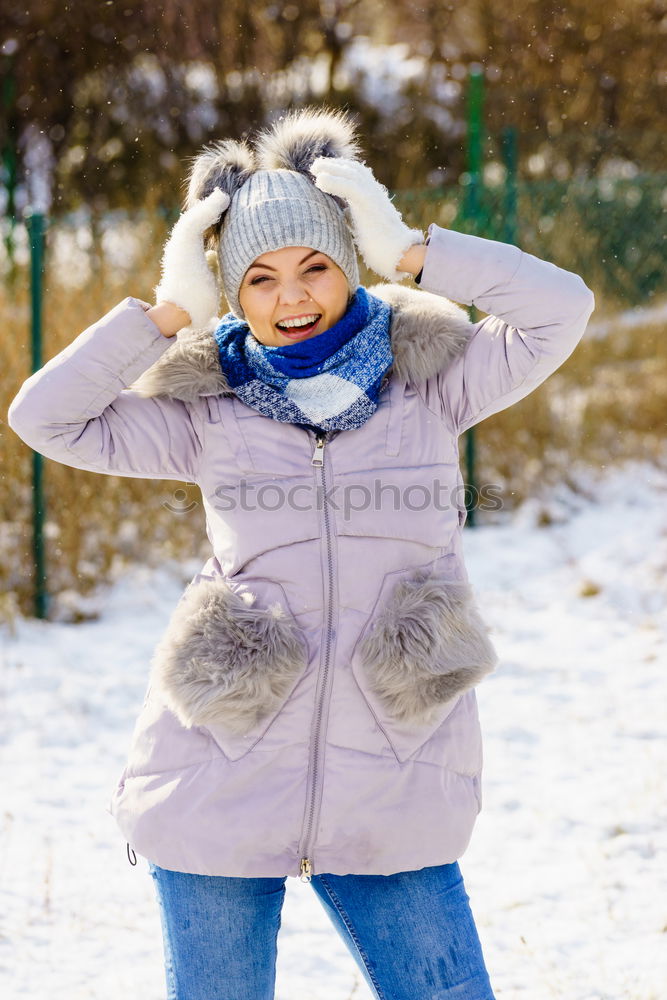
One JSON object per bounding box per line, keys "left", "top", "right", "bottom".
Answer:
{"left": 417, "top": 224, "right": 596, "bottom": 434}
{"left": 7, "top": 296, "right": 203, "bottom": 482}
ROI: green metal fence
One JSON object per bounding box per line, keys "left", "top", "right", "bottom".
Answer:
{"left": 397, "top": 170, "right": 667, "bottom": 311}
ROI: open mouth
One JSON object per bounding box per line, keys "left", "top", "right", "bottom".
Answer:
{"left": 275, "top": 314, "right": 323, "bottom": 338}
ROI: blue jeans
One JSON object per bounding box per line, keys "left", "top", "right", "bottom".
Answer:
{"left": 148, "top": 860, "right": 496, "bottom": 1000}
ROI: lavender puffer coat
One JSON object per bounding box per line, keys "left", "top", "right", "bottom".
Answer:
{"left": 8, "top": 224, "right": 595, "bottom": 878}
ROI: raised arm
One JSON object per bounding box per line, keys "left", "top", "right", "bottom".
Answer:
{"left": 7, "top": 297, "right": 204, "bottom": 481}
{"left": 414, "top": 224, "right": 595, "bottom": 433}
{"left": 8, "top": 187, "right": 233, "bottom": 481}
{"left": 312, "top": 157, "right": 595, "bottom": 436}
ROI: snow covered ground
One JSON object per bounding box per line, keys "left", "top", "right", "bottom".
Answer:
{"left": 1, "top": 460, "right": 665, "bottom": 1000}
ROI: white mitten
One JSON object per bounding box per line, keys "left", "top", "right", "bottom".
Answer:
{"left": 311, "top": 157, "right": 423, "bottom": 282}
{"left": 154, "top": 188, "right": 230, "bottom": 328}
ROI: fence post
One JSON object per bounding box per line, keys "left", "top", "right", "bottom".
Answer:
{"left": 25, "top": 210, "right": 49, "bottom": 619}
{"left": 462, "top": 64, "right": 485, "bottom": 527}
{"left": 2, "top": 48, "right": 18, "bottom": 278}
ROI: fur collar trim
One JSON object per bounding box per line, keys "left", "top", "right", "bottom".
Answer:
{"left": 130, "top": 283, "right": 473, "bottom": 402}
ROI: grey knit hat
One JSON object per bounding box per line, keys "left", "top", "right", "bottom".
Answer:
{"left": 182, "top": 108, "right": 362, "bottom": 318}
{"left": 219, "top": 169, "right": 359, "bottom": 317}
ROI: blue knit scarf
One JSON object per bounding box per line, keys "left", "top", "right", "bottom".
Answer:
{"left": 213, "top": 287, "right": 393, "bottom": 431}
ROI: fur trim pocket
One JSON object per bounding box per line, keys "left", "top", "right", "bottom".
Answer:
{"left": 358, "top": 565, "right": 498, "bottom": 727}
{"left": 150, "top": 575, "right": 308, "bottom": 737}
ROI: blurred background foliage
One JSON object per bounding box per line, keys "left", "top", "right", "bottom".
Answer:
{"left": 1, "top": 0, "right": 666, "bottom": 213}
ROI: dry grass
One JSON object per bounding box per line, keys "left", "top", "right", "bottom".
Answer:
{"left": 2, "top": 209, "right": 666, "bottom": 619}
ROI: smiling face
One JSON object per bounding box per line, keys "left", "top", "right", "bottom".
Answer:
{"left": 238, "top": 246, "right": 351, "bottom": 347}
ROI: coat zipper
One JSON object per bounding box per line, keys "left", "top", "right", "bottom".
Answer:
{"left": 299, "top": 429, "right": 336, "bottom": 881}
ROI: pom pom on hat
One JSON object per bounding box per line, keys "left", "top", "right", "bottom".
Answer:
{"left": 255, "top": 107, "right": 362, "bottom": 175}
{"left": 183, "top": 139, "right": 256, "bottom": 210}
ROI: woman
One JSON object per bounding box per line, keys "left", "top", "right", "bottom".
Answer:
{"left": 8, "top": 108, "right": 595, "bottom": 999}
